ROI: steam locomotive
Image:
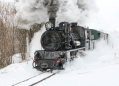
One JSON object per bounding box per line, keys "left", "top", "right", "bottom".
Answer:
{"left": 33, "top": 18, "right": 108, "bottom": 72}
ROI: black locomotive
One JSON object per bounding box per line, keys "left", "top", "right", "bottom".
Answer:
{"left": 32, "top": 18, "right": 108, "bottom": 72}
{"left": 33, "top": 18, "right": 86, "bottom": 72}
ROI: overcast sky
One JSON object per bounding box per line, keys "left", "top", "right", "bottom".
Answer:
{"left": 94, "top": 0, "right": 119, "bottom": 32}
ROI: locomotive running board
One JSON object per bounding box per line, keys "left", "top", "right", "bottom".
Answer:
{"left": 66, "top": 47, "right": 85, "bottom": 52}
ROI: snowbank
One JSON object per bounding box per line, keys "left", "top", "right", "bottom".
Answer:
{"left": 12, "top": 54, "right": 22, "bottom": 63}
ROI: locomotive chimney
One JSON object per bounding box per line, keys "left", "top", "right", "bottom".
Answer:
{"left": 49, "top": 18, "right": 55, "bottom": 29}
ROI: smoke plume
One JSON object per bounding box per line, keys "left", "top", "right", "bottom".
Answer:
{"left": 14, "top": 0, "right": 96, "bottom": 29}
{"left": 56, "top": 0, "right": 96, "bottom": 26}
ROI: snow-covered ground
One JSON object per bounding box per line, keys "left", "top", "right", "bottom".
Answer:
{"left": 0, "top": 32, "right": 119, "bottom": 86}
{"left": 1, "top": 0, "right": 119, "bottom": 86}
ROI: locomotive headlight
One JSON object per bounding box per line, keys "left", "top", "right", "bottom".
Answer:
{"left": 45, "top": 22, "right": 53, "bottom": 30}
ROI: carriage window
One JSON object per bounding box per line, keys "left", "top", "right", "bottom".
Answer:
{"left": 87, "top": 31, "right": 89, "bottom": 35}
{"left": 87, "top": 31, "right": 90, "bottom": 39}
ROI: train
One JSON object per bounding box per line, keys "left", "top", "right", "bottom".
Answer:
{"left": 32, "top": 18, "right": 108, "bottom": 72}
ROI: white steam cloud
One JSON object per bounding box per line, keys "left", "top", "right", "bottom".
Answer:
{"left": 56, "top": 0, "right": 96, "bottom": 26}
{"left": 14, "top": 0, "right": 96, "bottom": 29}
{"left": 14, "top": 0, "right": 48, "bottom": 29}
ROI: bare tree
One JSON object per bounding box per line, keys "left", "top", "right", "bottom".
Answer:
{"left": 0, "top": 2, "right": 44, "bottom": 69}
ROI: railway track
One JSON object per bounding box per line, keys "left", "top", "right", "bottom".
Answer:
{"left": 29, "top": 73, "right": 57, "bottom": 86}
{"left": 12, "top": 72, "right": 58, "bottom": 86}
{"left": 12, "top": 72, "right": 44, "bottom": 86}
